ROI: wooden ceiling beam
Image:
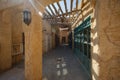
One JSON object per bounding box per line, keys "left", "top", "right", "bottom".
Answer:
{"left": 57, "top": 2, "right": 64, "bottom": 14}
{"left": 51, "top": 3, "right": 59, "bottom": 15}
{"left": 72, "top": 0, "right": 88, "bottom": 25}
{"left": 70, "top": 0, "right": 73, "bottom": 12}
{"left": 64, "top": 0, "right": 68, "bottom": 14}
{"left": 48, "top": 5, "right": 55, "bottom": 16}
{"left": 45, "top": 9, "right": 52, "bottom": 17}
{"left": 72, "top": 2, "right": 92, "bottom": 28}
{"left": 58, "top": 9, "right": 81, "bottom": 17}
{"left": 43, "top": 9, "right": 81, "bottom": 19}
{"left": 74, "top": 8, "right": 93, "bottom": 27}
{"left": 76, "top": 0, "right": 78, "bottom": 10}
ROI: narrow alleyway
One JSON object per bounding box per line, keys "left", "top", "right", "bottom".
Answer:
{"left": 0, "top": 60, "right": 24, "bottom": 80}
{"left": 43, "top": 46, "right": 90, "bottom": 80}
{"left": 0, "top": 46, "right": 90, "bottom": 80}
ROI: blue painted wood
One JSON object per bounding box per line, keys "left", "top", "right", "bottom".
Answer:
{"left": 74, "top": 16, "right": 91, "bottom": 76}
{"left": 68, "top": 32, "right": 72, "bottom": 48}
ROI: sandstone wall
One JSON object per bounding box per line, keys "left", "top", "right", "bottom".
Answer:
{"left": 0, "top": 4, "right": 24, "bottom": 72}
{"left": 23, "top": 2, "right": 43, "bottom": 80}
{"left": 0, "top": 10, "right": 12, "bottom": 72}
{"left": 91, "top": 0, "right": 120, "bottom": 80}
{"left": 10, "top": 6, "right": 24, "bottom": 65}
{"left": 0, "top": 0, "right": 59, "bottom": 79}
{"left": 71, "top": 0, "right": 120, "bottom": 79}
{"left": 59, "top": 30, "right": 69, "bottom": 45}
{"left": 42, "top": 20, "right": 52, "bottom": 53}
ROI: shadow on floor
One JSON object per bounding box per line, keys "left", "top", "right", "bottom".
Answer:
{"left": 0, "top": 60, "right": 25, "bottom": 80}
{"left": 42, "top": 46, "right": 90, "bottom": 80}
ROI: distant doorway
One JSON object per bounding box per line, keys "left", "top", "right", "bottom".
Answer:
{"left": 55, "top": 34, "right": 60, "bottom": 47}
{"left": 62, "top": 37, "right": 66, "bottom": 44}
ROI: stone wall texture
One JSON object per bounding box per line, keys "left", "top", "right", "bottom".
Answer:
{"left": 0, "top": 0, "right": 59, "bottom": 79}
{"left": 42, "top": 20, "right": 52, "bottom": 53}
{"left": 0, "top": 4, "right": 24, "bottom": 72}
{"left": 0, "top": 10, "right": 12, "bottom": 72}
{"left": 59, "top": 30, "right": 69, "bottom": 44}
{"left": 91, "top": 0, "right": 120, "bottom": 80}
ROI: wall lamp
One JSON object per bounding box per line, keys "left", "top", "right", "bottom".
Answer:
{"left": 23, "top": 10, "right": 31, "bottom": 25}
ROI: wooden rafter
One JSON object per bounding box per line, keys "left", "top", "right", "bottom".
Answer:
{"left": 45, "top": 9, "right": 52, "bottom": 17}
{"left": 70, "top": 0, "right": 74, "bottom": 24}
{"left": 59, "top": 9, "right": 81, "bottom": 17}
{"left": 64, "top": 0, "right": 67, "bottom": 13}
{"left": 51, "top": 4, "right": 59, "bottom": 15}
{"left": 57, "top": 2, "right": 64, "bottom": 14}
{"left": 74, "top": 8, "right": 93, "bottom": 27}
{"left": 72, "top": 0, "right": 85, "bottom": 25}
{"left": 48, "top": 5, "right": 55, "bottom": 16}
{"left": 70, "top": 0, "right": 73, "bottom": 12}
{"left": 72, "top": 1, "right": 92, "bottom": 28}
{"left": 44, "top": 0, "right": 91, "bottom": 26}
{"left": 80, "top": 0, "right": 84, "bottom": 9}
{"left": 71, "top": 0, "right": 79, "bottom": 22}
{"left": 43, "top": 9, "right": 81, "bottom": 19}
{"left": 76, "top": 0, "right": 78, "bottom": 10}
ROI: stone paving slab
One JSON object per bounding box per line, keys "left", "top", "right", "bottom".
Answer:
{"left": 42, "top": 46, "right": 90, "bottom": 80}
{"left": 0, "top": 61, "right": 24, "bottom": 80}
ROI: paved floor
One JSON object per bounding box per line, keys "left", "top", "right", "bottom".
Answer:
{"left": 0, "top": 60, "right": 24, "bottom": 80}
{"left": 42, "top": 46, "right": 90, "bottom": 80}
{"left": 0, "top": 46, "right": 90, "bottom": 80}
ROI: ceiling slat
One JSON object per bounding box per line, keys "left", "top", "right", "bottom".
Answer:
{"left": 48, "top": 5, "right": 55, "bottom": 16}
{"left": 45, "top": 9, "right": 52, "bottom": 17}
{"left": 64, "top": 0, "right": 67, "bottom": 14}
{"left": 70, "top": 0, "right": 73, "bottom": 12}
{"left": 76, "top": 0, "right": 78, "bottom": 10}
{"left": 57, "top": 2, "right": 63, "bottom": 14}
{"left": 51, "top": 4, "right": 59, "bottom": 15}
{"left": 44, "top": 9, "right": 81, "bottom": 19}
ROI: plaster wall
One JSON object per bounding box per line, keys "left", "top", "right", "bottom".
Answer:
{"left": 59, "top": 30, "right": 69, "bottom": 44}
{"left": 0, "top": 10, "right": 12, "bottom": 72}
{"left": 91, "top": 0, "right": 120, "bottom": 80}
{"left": 42, "top": 20, "right": 52, "bottom": 53}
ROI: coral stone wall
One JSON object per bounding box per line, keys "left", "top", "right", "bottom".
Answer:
{"left": 91, "top": 0, "right": 120, "bottom": 80}
{"left": 0, "top": 4, "right": 24, "bottom": 72}
{"left": 0, "top": 10, "right": 12, "bottom": 72}
{"left": 59, "top": 30, "right": 69, "bottom": 45}
{"left": 42, "top": 20, "right": 52, "bottom": 53}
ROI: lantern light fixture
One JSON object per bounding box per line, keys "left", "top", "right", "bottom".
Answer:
{"left": 23, "top": 10, "right": 31, "bottom": 25}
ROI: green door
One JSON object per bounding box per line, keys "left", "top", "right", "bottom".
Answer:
{"left": 74, "top": 16, "right": 91, "bottom": 77}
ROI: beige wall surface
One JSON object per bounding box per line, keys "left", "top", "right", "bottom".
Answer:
{"left": 0, "top": 9, "right": 13, "bottom": 72}
{"left": 0, "top": 0, "right": 59, "bottom": 79}
{"left": 59, "top": 30, "right": 69, "bottom": 44}
{"left": 91, "top": 0, "right": 120, "bottom": 80}
{"left": 42, "top": 20, "right": 52, "bottom": 53}
{"left": 0, "top": 3, "right": 24, "bottom": 72}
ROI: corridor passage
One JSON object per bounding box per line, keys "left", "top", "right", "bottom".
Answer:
{"left": 43, "top": 46, "right": 90, "bottom": 80}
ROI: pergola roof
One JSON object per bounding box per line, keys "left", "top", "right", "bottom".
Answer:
{"left": 43, "top": 0, "right": 91, "bottom": 29}
{"left": 43, "top": 0, "right": 81, "bottom": 27}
